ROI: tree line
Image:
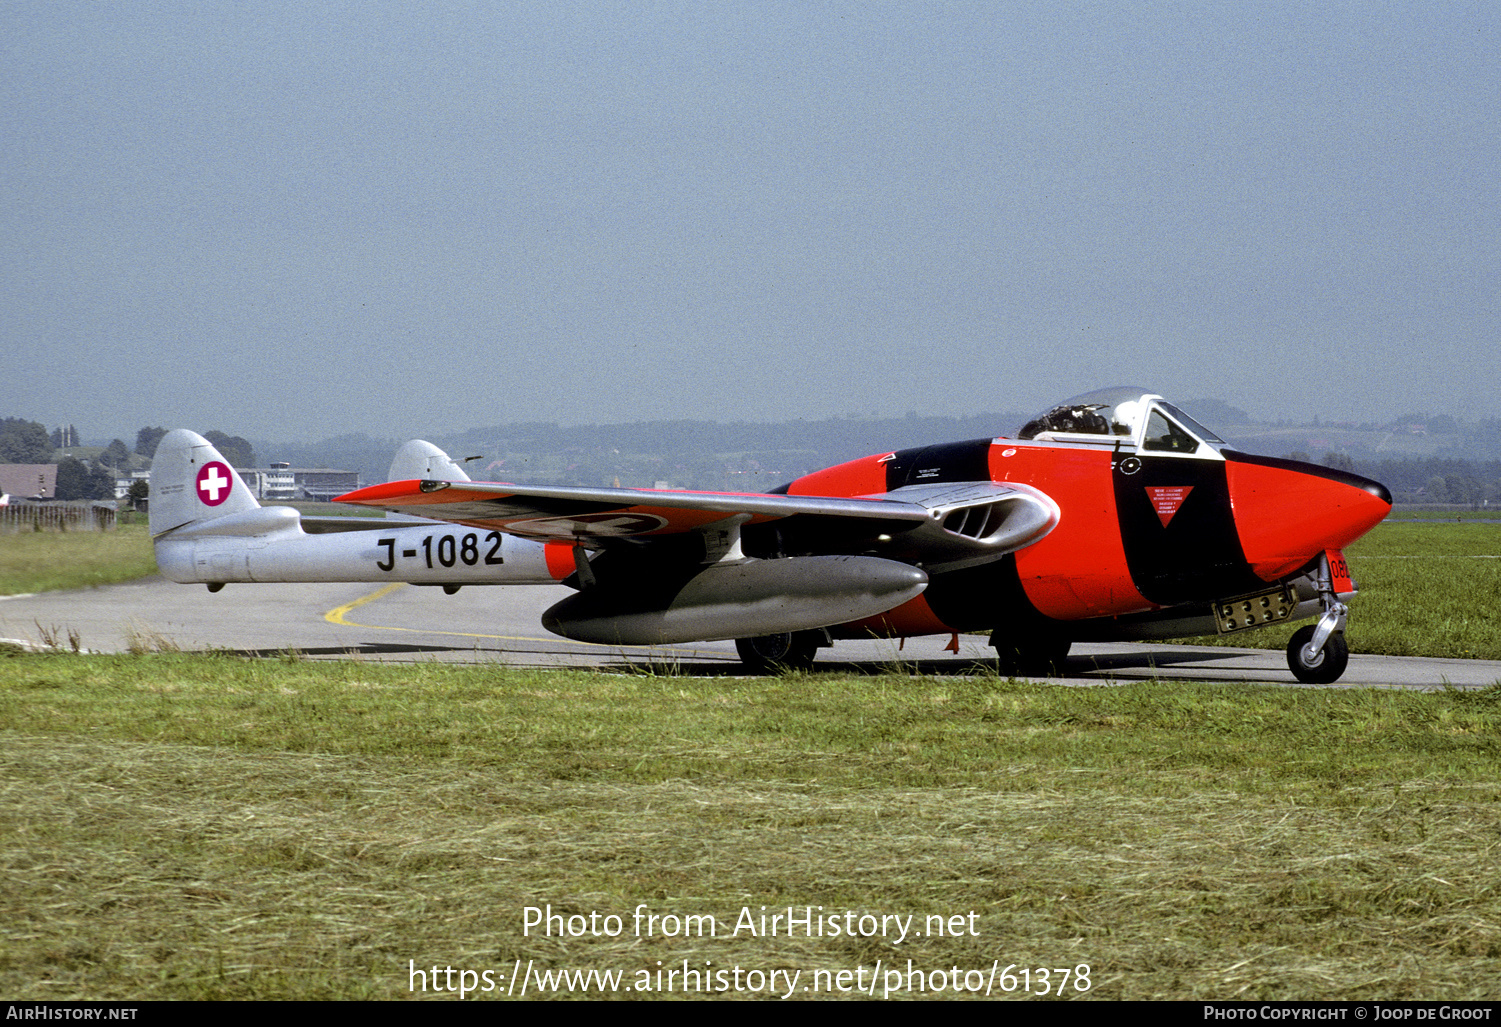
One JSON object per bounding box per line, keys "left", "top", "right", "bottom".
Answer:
{"left": 0, "top": 419, "right": 256, "bottom": 501}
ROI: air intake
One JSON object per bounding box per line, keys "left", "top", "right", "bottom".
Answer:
{"left": 941, "top": 502, "right": 1010, "bottom": 541}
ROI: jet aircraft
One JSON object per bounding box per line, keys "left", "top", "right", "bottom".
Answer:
{"left": 149, "top": 387, "right": 1392, "bottom": 682}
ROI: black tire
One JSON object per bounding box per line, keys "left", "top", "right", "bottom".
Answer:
{"left": 735, "top": 631, "right": 820, "bottom": 673}
{"left": 1286, "top": 625, "right": 1350, "bottom": 684}
{"left": 992, "top": 632, "right": 1071, "bottom": 677}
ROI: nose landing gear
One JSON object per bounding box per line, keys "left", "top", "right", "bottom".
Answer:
{"left": 1286, "top": 553, "right": 1351, "bottom": 684}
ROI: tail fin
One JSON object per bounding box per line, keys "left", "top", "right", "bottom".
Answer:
{"left": 148, "top": 430, "right": 261, "bottom": 537}
{"left": 387, "top": 440, "right": 472, "bottom": 483}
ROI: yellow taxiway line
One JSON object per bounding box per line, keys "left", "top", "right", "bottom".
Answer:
{"left": 323, "top": 582, "right": 407, "bottom": 625}
{"left": 321, "top": 583, "right": 728, "bottom": 661}
{"left": 323, "top": 582, "right": 563, "bottom": 643}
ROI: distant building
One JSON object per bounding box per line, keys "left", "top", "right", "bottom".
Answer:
{"left": 236, "top": 464, "right": 360, "bottom": 502}
{"left": 114, "top": 470, "right": 150, "bottom": 501}
{"left": 0, "top": 464, "right": 57, "bottom": 500}
{"left": 240, "top": 462, "right": 296, "bottom": 501}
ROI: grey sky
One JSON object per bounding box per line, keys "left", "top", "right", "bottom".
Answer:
{"left": 3, "top": 2, "right": 1496, "bottom": 443}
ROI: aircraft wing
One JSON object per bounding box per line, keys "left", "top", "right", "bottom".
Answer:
{"left": 336, "top": 478, "right": 1059, "bottom": 569}
{"left": 337, "top": 479, "right": 932, "bottom": 538}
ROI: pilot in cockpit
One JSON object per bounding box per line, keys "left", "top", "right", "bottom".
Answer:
{"left": 1019, "top": 403, "right": 1117, "bottom": 439}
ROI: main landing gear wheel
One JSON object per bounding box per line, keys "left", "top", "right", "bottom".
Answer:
{"left": 991, "top": 632, "right": 1071, "bottom": 677}
{"left": 1286, "top": 625, "right": 1350, "bottom": 684}
{"left": 735, "top": 631, "right": 821, "bottom": 674}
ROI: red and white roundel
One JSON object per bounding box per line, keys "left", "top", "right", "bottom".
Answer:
{"left": 509, "top": 512, "right": 669, "bottom": 538}
{"left": 195, "top": 461, "right": 234, "bottom": 507}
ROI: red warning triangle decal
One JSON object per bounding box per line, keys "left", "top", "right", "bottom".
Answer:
{"left": 1146, "top": 486, "right": 1193, "bottom": 527}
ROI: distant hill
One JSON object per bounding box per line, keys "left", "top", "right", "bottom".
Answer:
{"left": 1211, "top": 422, "right": 1493, "bottom": 463}
{"left": 256, "top": 412, "right": 1030, "bottom": 493}
{"left": 250, "top": 401, "right": 1501, "bottom": 504}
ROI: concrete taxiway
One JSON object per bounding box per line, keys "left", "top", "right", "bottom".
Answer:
{"left": 2, "top": 576, "right": 1498, "bottom": 689}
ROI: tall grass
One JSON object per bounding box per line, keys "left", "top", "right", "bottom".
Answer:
{"left": 2, "top": 653, "right": 1498, "bottom": 1000}
{"left": 0, "top": 522, "right": 156, "bottom": 595}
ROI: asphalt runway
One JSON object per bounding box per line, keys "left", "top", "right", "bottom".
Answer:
{"left": 3, "top": 576, "right": 1499, "bottom": 689}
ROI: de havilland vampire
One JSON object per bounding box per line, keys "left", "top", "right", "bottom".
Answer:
{"left": 149, "top": 387, "right": 1392, "bottom": 683}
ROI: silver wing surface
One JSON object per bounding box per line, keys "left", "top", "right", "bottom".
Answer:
{"left": 337, "top": 478, "right": 1058, "bottom": 571}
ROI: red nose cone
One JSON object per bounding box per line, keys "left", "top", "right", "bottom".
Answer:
{"left": 1226, "top": 454, "right": 1391, "bottom": 582}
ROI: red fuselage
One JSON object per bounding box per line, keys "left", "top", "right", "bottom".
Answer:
{"left": 780, "top": 435, "right": 1391, "bottom": 640}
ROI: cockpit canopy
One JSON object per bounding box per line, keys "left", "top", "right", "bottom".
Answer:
{"left": 1015, "top": 387, "right": 1226, "bottom": 456}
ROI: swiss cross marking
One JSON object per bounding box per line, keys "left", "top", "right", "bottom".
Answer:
{"left": 196, "top": 461, "right": 233, "bottom": 507}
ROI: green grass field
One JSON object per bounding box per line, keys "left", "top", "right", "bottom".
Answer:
{"left": 1385, "top": 508, "right": 1500, "bottom": 521}
{"left": 0, "top": 521, "right": 156, "bottom": 596}
{"left": 1345, "top": 523, "right": 1501, "bottom": 660}
{"left": 1178, "top": 521, "right": 1501, "bottom": 661}
{"left": 1, "top": 654, "right": 1498, "bottom": 1001}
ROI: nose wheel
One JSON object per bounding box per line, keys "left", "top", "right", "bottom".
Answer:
{"left": 1286, "top": 624, "right": 1349, "bottom": 684}
{"left": 1286, "top": 552, "right": 1352, "bottom": 684}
